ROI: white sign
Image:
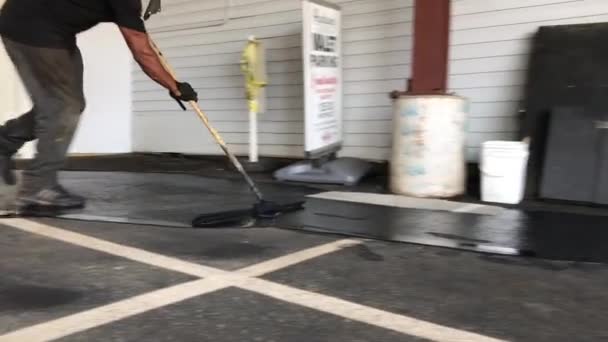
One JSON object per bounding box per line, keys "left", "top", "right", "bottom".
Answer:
{"left": 302, "top": 0, "right": 342, "bottom": 156}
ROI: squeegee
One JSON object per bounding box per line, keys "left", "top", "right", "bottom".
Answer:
{"left": 148, "top": 42, "right": 304, "bottom": 228}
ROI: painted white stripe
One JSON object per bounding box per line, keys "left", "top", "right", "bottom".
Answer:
{"left": 310, "top": 192, "right": 504, "bottom": 216}
{"left": 1, "top": 219, "right": 359, "bottom": 279}
{"left": 0, "top": 219, "right": 506, "bottom": 342}
{"left": 310, "top": 191, "right": 465, "bottom": 211}
{"left": 238, "top": 239, "right": 362, "bottom": 277}
{"left": 1, "top": 218, "right": 222, "bottom": 278}
{"left": 453, "top": 203, "right": 487, "bottom": 213}
{"left": 239, "top": 278, "right": 506, "bottom": 342}
{"left": 0, "top": 279, "right": 227, "bottom": 342}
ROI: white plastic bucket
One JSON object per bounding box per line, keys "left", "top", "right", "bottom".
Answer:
{"left": 390, "top": 95, "right": 468, "bottom": 198}
{"left": 480, "top": 141, "right": 530, "bottom": 204}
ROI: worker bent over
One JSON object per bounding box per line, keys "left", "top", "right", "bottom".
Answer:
{"left": 0, "top": 0, "right": 197, "bottom": 214}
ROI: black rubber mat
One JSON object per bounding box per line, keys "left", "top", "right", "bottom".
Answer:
{"left": 54, "top": 172, "right": 316, "bottom": 227}
{"left": 36, "top": 153, "right": 608, "bottom": 217}
{"left": 276, "top": 198, "right": 608, "bottom": 263}
{"left": 6, "top": 171, "right": 608, "bottom": 263}
{"left": 523, "top": 23, "right": 608, "bottom": 198}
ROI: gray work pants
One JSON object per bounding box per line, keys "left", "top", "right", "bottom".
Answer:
{"left": 0, "top": 37, "right": 85, "bottom": 195}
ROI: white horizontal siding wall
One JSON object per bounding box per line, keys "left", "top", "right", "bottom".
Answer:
{"left": 136, "top": 0, "right": 606, "bottom": 162}
{"left": 449, "top": 0, "right": 608, "bottom": 160}
{"left": 133, "top": 0, "right": 413, "bottom": 160}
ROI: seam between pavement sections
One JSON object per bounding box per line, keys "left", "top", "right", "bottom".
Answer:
{"left": 0, "top": 218, "right": 507, "bottom": 342}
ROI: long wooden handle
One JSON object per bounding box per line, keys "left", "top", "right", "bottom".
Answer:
{"left": 149, "top": 39, "right": 265, "bottom": 201}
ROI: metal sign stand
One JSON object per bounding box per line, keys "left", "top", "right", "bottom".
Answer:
{"left": 274, "top": 155, "right": 371, "bottom": 186}
{"left": 274, "top": 0, "right": 370, "bottom": 186}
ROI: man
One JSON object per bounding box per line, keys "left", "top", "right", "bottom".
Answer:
{"left": 0, "top": 0, "right": 197, "bottom": 213}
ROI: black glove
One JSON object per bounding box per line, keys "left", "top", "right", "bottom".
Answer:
{"left": 170, "top": 82, "right": 198, "bottom": 110}
{"left": 172, "top": 82, "right": 198, "bottom": 102}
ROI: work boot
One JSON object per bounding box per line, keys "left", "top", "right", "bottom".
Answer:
{"left": 16, "top": 184, "right": 86, "bottom": 215}
{"left": 52, "top": 184, "right": 86, "bottom": 203}
{"left": 0, "top": 155, "right": 16, "bottom": 186}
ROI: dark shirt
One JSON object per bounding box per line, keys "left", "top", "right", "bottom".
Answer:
{"left": 0, "top": 0, "right": 146, "bottom": 48}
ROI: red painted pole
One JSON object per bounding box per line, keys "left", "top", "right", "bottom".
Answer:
{"left": 409, "top": 0, "right": 451, "bottom": 94}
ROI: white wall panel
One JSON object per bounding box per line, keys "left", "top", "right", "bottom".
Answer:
{"left": 133, "top": 0, "right": 607, "bottom": 162}
{"left": 133, "top": 0, "right": 413, "bottom": 160}
{"left": 449, "top": 0, "right": 608, "bottom": 160}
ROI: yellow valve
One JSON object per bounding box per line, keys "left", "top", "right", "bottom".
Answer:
{"left": 241, "top": 37, "right": 267, "bottom": 113}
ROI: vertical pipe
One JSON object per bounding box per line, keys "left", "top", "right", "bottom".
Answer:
{"left": 410, "top": 0, "right": 451, "bottom": 94}
{"left": 249, "top": 108, "right": 258, "bottom": 163}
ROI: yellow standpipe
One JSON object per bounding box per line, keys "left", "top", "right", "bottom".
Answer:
{"left": 241, "top": 36, "right": 267, "bottom": 163}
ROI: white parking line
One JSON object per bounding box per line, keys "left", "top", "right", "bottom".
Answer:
{"left": 0, "top": 279, "right": 226, "bottom": 342}
{"left": 241, "top": 278, "right": 506, "bottom": 342}
{"left": 1, "top": 218, "right": 221, "bottom": 278}
{"left": 311, "top": 192, "right": 504, "bottom": 216}
{"left": 238, "top": 238, "right": 362, "bottom": 277}
{"left": 0, "top": 219, "right": 507, "bottom": 342}
{"left": 453, "top": 203, "right": 488, "bottom": 213}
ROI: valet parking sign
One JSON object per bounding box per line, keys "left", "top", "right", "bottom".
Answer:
{"left": 302, "top": 0, "right": 342, "bottom": 155}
